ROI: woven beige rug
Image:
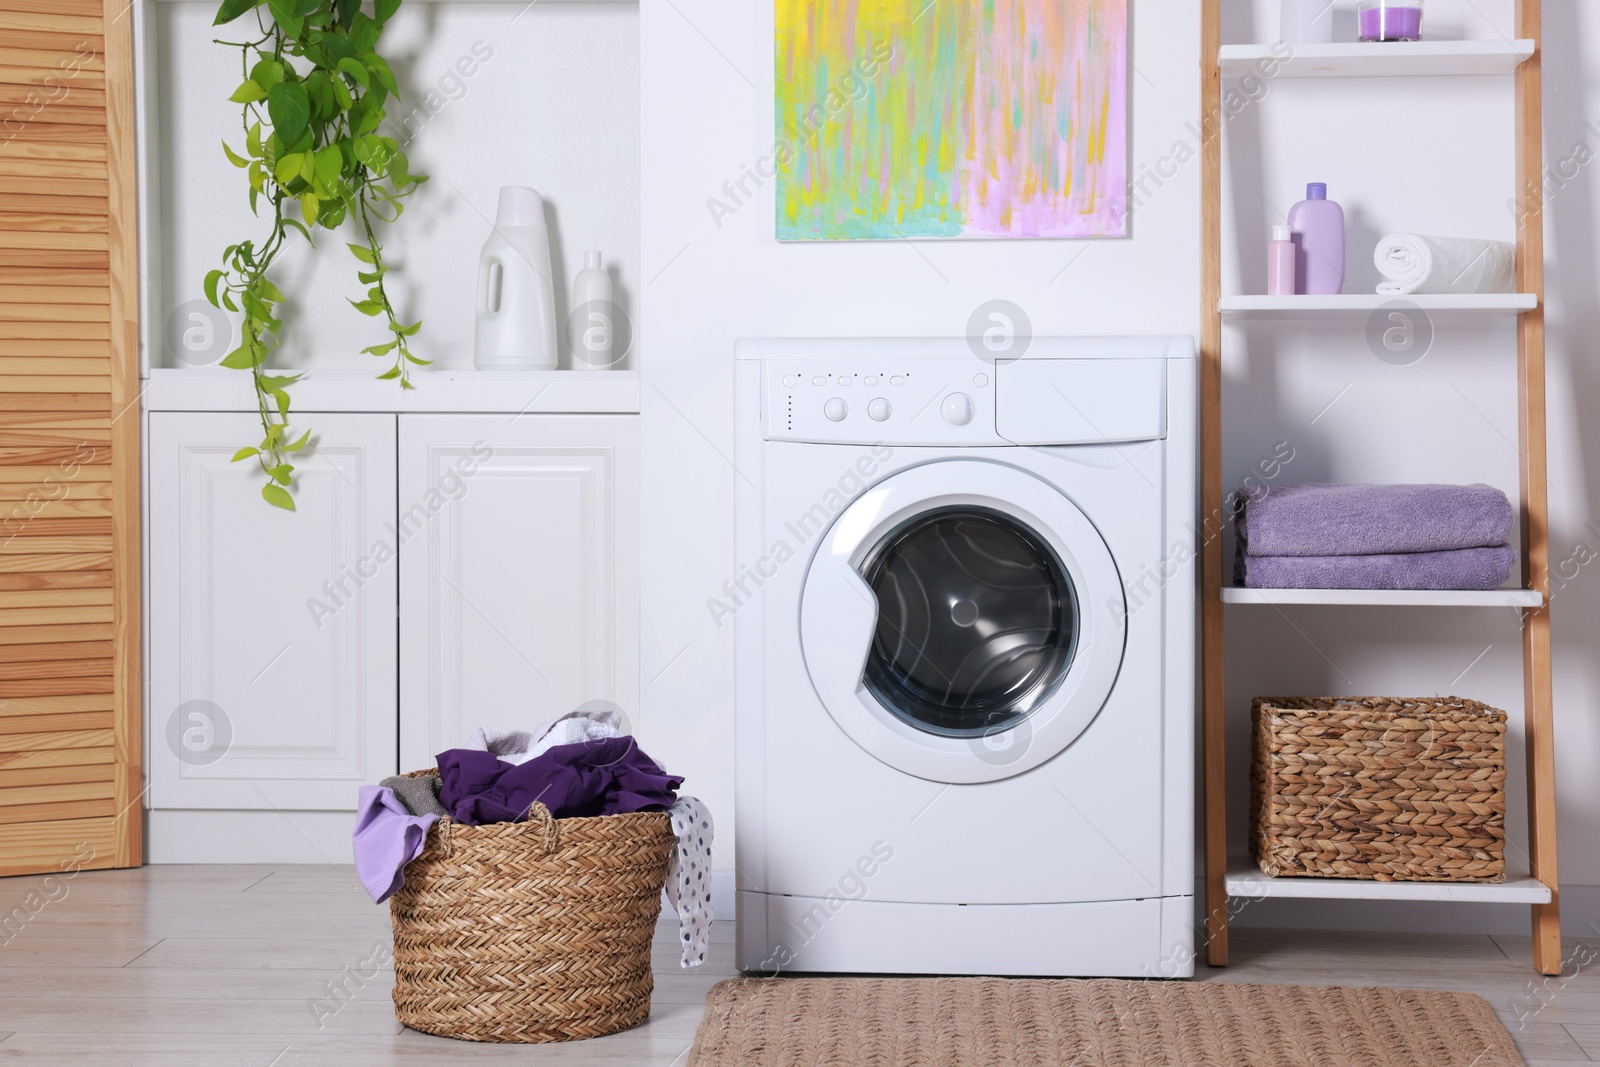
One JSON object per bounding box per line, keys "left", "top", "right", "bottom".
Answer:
{"left": 687, "top": 977, "right": 1524, "bottom": 1067}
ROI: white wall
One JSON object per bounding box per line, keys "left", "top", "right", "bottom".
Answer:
{"left": 638, "top": 0, "right": 1199, "bottom": 888}
{"left": 147, "top": 0, "right": 1600, "bottom": 933}
{"left": 641, "top": 0, "right": 1600, "bottom": 934}
{"left": 153, "top": 1, "right": 639, "bottom": 371}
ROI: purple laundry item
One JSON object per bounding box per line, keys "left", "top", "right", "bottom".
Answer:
{"left": 1237, "top": 483, "right": 1514, "bottom": 557}
{"left": 1236, "top": 545, "right": 1516, "bottom": 590}
{"left": 353, "top": 785, "right": 439, "bottom": 904}
{"left": 437, "top": 737, "right": 683, "bottom": 825}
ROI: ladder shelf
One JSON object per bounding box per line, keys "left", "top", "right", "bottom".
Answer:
{"left": 1199, "top": 1, "right": 1561, "bottom": 975}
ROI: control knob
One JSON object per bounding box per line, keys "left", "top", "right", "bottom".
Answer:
{"left": 941, "top": 392, "right": 974, "bottom": 426}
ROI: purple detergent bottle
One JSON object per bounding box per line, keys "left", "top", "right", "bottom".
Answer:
{"left": 1287, "top": 183, "right": 1345, "bottom": 295}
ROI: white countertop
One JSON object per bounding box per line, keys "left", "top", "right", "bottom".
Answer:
{"left": 142, "top": 368, "right": 641, "bottom": 414}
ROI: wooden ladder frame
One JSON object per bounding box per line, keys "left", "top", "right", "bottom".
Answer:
{"left": 1198, "top": 0, "right": 1561, "bottom": 975}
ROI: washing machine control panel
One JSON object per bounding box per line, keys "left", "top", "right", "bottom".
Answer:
{"left": 765, "top": 361, "right": 1000, "bottom": 444}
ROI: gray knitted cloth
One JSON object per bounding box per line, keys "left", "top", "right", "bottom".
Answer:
{"left": 379, "top": 774, "right": 448, "bottom": 817}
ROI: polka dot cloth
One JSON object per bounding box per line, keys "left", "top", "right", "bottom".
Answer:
{"left": 665, "top": 796, "right": 713, "bottom": 968}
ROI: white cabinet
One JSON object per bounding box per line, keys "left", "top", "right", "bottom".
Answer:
{"left": 397, "top": 415, "right": 640, "bottom": 770}
{"left": 147, "top": 413, "right": 399, "bottom": 811}
{"left": 145, "top": 397, "right": 640, "bottom": 859}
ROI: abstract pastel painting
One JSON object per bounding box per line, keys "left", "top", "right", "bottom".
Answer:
{"left": 774, "top": 0, "right": 1128, "bottom": 241}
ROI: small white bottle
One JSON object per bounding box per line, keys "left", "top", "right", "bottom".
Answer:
{"left": 1267, "top": 225, "right": 1296, "bottom": 296}
{"left": 570, "top": 251, "right": 614, "bottom": 369}
{"left": 1280, "top": 0, "right": 1333, "bottom": 43}
{"left": 474, "top": 186, "right": 558, "bottom": 370}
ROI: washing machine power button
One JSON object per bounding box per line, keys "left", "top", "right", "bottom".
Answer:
{"left": 824, "top": 397, "right": 848, "bottom": 422}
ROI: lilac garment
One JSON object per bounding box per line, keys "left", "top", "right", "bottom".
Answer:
{"left": 353, "top": 785, "right": 439, "bottom": 904}
{"left": 1237, "top": 545, "right": 1516, "bottom": 590}
{"left": 437, "top": 738, "right": 683, "bottom": 825}
{"left": 1237, "top": 483, "right": 1514, "bottom": 557}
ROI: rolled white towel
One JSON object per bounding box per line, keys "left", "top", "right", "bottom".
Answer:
{"left": 1373, "top": 233, "right": 1515, "bottom": 296}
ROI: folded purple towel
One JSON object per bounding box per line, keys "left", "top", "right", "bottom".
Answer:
{"left": 1237, "top": 483, "right": 1514, "bottom": 557}
{"left": 1236, "top": 545, "right": 1516, "bottom": 590}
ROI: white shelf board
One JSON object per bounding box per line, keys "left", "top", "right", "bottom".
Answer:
{"left": 1222, "top": 587, "right": 1541, "bottom": 608}
{"left": 1226, "top": 864, "right": 1551, "bottom": 904}
{"left": 1220, "top": 40, "right": 1535, "bottom": 79}
{"left": 1220, "top": 293, "right": 1537, "bottom": 316}
{"left": 141, "top": 368, "right": 641, "bottom": 415}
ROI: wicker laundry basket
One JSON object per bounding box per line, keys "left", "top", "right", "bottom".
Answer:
{"left": 388, "top": 769, "right": 675, "bottom": 1042}
{"left": 1250, "top": 696, "right": 1506, "bottom": 883}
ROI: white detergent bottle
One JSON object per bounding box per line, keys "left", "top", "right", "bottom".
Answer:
{"left": 474, "top": 186, "right": 558, "bottom": 370}
{"left": 570, "top": 250, "right": 614, "bottom": 368}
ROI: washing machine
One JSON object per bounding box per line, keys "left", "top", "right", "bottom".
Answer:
{"left": 732, "top": 336, "right": 1197, "bottom": 978}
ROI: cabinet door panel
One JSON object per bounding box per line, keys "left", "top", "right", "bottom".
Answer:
{"left": 398, "top": 415, "right": 638, "bottom": 771}
{"left": 148, "top": 412, "right": 397, "bottom": 809}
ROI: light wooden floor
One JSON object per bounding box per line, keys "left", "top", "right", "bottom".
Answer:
{"left": 0, "top": 864, "right": 1593, "bottom": 1065}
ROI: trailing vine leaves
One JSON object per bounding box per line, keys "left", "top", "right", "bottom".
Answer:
{"left": 207, "top": 0, "right": 428, "bottom": 510}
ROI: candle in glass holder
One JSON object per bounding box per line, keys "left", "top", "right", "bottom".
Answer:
{"left": 1358, "top": 0, "right": 1424, "bottom": 42}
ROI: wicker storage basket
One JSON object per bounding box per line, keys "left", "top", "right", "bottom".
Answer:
{"left": 1250, "top": 696, "right": 1506, "bottom": 883}
{"left": 388, "top": 770, "right": 675, "bottom": 1043}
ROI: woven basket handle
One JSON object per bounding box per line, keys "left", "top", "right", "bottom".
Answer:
{"left": 432, "top": 816, "right": 454, "bottom": 856}
{"left": 429, "top": 803, "right": 560, "bottom": 857}
{"left": 523, "top": 802, "right": 560, "bottom": 854}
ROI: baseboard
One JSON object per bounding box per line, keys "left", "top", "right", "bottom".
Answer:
{"left": 138, "top": 836, "right": 1599, "bottom": 942}
{"left": 145, "top": 812, "right": 740, "bottom": 915}
{"left": 146, "top": 809, "right": 355, "bottom": 865}
{"left": 664, "top": 867, "right": 737, "bottom": 921}
{"left": 688, "top": 870, "right": 1598, "bottom": 938}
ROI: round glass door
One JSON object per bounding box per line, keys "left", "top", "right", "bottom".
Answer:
{"left": 798, "top": 458, "right": 1126, "bottom": 784}
{"left": 861, "top": 506, "right": 1078, "bottom": 737}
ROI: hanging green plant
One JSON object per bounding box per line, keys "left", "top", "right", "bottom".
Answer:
{"left": 206, "top": 0, "right": 428, "bottom": 510}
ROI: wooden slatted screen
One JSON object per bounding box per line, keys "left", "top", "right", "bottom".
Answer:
{"left": 0, "top": 0, "right": 141, "bottom": 876}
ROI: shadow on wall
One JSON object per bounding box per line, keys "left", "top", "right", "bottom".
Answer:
{"left": 1540, "top": 2, "right": 1600, "bottom": 877}
{"left": 334, "top": 4, "right": 634, "bottom": 370}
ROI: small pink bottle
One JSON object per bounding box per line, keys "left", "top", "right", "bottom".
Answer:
{"left": 1267, "top": 225, "right": 1296, "bottom": 296}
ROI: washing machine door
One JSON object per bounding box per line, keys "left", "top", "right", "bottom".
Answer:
{"left": 800, "top": 459, "right": 1126, "bottom": 784}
